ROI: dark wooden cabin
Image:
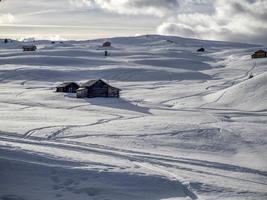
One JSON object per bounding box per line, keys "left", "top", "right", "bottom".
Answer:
{"left": 102, "top": 41, "right": 111, "bottom": 47}
{"left": 56, "top": 82, "right": 79, "bottom": 93}
{"left": 251, "top": 50, "right": 267, "bottom": 59}
{"left": 197, "top": 47, "right": 205, "bottom": 52}
{"left": 77, "top": 79, "right": 120, "bottom": 98}
{"left": 23, "top": 45, "right": 37, "bottom": 52}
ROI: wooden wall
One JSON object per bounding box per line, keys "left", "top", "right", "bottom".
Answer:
{"left": 77, "top": 88, "right": 88, "bottom": 98}
{"left": 108, "top": 87, "right": 120, "bottom": 98}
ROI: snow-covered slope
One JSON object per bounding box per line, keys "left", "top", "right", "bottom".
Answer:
{"left": 204, "top": 72, "right": 267, "bottom": 111}
{"left": 0, "top": 35, "right": 266, "bottom": 200}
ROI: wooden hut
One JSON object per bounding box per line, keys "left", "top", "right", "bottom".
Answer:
{"left": 251, "top": 50, "right": 267, "bottom": 59}
{"left": 197, "top": 47, "right": 205, "bottom": 52}
{"left": 56, "top": 82, "right": 79, "bottom": 93}
{"left": 102, "top": 41, "right": 111, "bottom": 47}
{"left": 23, "top": 45, "right": 37, "bottom": 52}
{"left": 77, "top": 79, "right": 120, "bottom": 98}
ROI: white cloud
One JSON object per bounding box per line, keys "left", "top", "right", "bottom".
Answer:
{"left": 157, "top": 22, "right": 197, "bottom": 38}
{"left": 72, "top": 0, "right": 267, "bottom": 43}
{"left": 71, "top": 0, "right": 180, "bottom": 17}
{"left": 0, "top": 13, "right": 16, "bottom": 24}
{"left": 69, "top": 0, "right": 94, "bottom": 8}
{"left": 157, "top": 0, "right": 267, "bottom": 44}
{"left": 18, "top": 34, "right": 66, "bottom": 41}
{"left": 1, "top": 0, "right": 267, "bottom": 43}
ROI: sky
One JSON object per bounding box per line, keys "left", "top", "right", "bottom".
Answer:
{"left": 0, "top": 0, "right": 267, "bottom": 44}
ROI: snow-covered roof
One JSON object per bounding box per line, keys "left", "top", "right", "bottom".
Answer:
{"left": 22, "top": 45, "right": 37, "bottom": 48}
{"left": 80, "top": 79, "right": 120, "bottom": 90}
{"left": 80, "top": 80, "right": 99, "bottom": 88}
{"left": 254, "top": 50, "right": 267, "bottom": 54}
{"left": 56, "top": 82, "right": 78, "bottom": 88}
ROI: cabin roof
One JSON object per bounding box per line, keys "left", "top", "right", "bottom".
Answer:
{"left": 77, "top": 87, "right": 87, "bottom": 90}
{"left": 22, "top": 45, "right": 36, "bottom": 48}
{"left": 56, "top": 82, "right": 78, "bottom": 88}
{"left": 197, "top": 47, "right": 205, "bottom": 52}
{"left": 102, "top": 41, "right": 111, "bottom": 47}
{"left": 103, "top": 41, "right": 111, "bottom": 44}
{"left": 80, "top": 79, "right": 121, "bottom": 90}
{"left": 254, "top": 50, "right": 267, "bottom": 54}
{"left": 80, "top": 80, "right": 99, "bottom": 87}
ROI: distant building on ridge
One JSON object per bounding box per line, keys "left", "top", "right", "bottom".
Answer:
{"left": 102, "top": 41, "right": 111, "bottom": 47}
{"left": 251, "top": 50, "right": 267, "bottom": 59}
{"left": 197, "top": 47, "right": 205, "bottom": 52}
{"left": 22, "top": 45, "right": 37, "bottom": 52}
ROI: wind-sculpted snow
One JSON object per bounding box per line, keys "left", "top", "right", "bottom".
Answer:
{"left": 204, "top": 72, "right": 267, "bottom": 111}
{"left": 0, "top": 35, "right": 266, "bottom": 200}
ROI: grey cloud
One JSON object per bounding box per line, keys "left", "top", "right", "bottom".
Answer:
{"left": 73, "top": 0, "right": 181, "bottom": 16}
{"left": 128, "top": 0, "right": 179, "bottom": 10}
{"left": 157, "top": 0, "right": 267, "bottom": 44}
{"left": 73, "top": 0, "right": 267, "bottom": 43}
{"left": 2, "top": 0, "right": 267, "bottom": 44}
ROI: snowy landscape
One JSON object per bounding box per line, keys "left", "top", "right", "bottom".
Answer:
{"left": 0, "top": 35, "right": 266, "bottom": 200}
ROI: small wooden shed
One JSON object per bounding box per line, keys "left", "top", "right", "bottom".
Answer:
{"left": 77, "top": 79, "right": 120, "bottom": 98}
{"left": 251, "top": 50, "right": 267, "bottom": 59}
{"left": 56, "top": 82, "right": 79, "bottom": 93}
{"left": 102, "top": 41, "right": 111, "bottom": 47}
{"left": 23, "top": 45, "right": 37, "bottom": 52}
{"left": 197, "top": 48, "right": 205, "bottom": 52}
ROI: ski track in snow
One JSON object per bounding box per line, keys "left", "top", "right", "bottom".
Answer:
{"left": 22, "top": 113, "right": 126, "bottom": 139}
{"left": 1, "top": 132, "right": 267, "bottom": 181}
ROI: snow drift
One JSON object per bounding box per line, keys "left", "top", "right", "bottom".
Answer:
{"left": 204, "top": 72, "right": 267, "bottom": 111}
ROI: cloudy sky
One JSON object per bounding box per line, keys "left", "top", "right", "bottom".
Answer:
{"left": 0, "top": 0, "right": 266, "bottom": 44}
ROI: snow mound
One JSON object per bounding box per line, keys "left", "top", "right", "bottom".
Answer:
{"left": 204, "top": 72, "right": 267, "bottom": 111}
